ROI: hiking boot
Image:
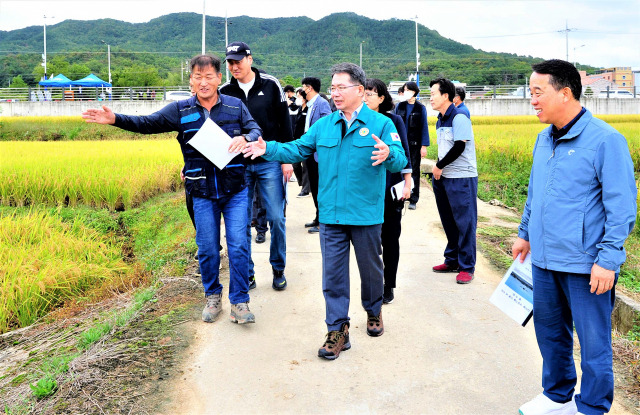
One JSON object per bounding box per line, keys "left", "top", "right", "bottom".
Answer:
{"left": 366, "top": 312, "right": 384, "bottom": 337}
{"left": 432, "top": 263, "right": 459, "bottom": 273}
{"left": 519, "top": 393, "right": 577, "bottom": 415}
{"left": 456, "top": 271, "right": 474, "bottom": 284}
{"left": 382, "top": 286, "right": 394, "bottom": 304}
{"left": 318, "top": 322, "right": 351, "bottom": 360}
{"left": 230, "top": 302, "right": 255, "bottom": 324}
{"left": 202, "top": 293, "right": 222, "bottom": 323}
{"left": 248, "top": 275, "right": 256, "bottom": 290}
{"left": 272, "top": 268, "right": 287, "bottom": 291}
{"left": 255, "top": 232, "right": 266, "bottom": 244}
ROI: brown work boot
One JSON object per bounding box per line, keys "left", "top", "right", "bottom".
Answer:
{"left": 366, "top": 312, "right": 384, "bottom": 337}
{"left": 318, "top": 322, "right": 351, "bottom": 360}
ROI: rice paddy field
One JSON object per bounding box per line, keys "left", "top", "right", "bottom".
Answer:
{"left": 0, "top": 115, "right": 638, "bottom": 334}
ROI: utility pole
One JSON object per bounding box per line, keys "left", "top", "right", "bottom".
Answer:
{"left": 225, "top": 11, "right": 230, "bottom": 82}
{"left": 201, "top": 0, "right": 206, "bottom": 54}
{"left": 558, "top": 20, "right": 576, "bottom": 62}
{"left": 414, "top": 16, "right": 420, "bottom": 86}
{"left": 359, "top": 41, "right": 365, "bottom": 68}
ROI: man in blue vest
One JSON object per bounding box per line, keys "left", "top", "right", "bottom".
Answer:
{"left": 429, "top": 77, "right": 478, "bottom": 285}
{"left": 243, "top": 63, "right": 408, "bottom": 360}
{"left": 82, "top": 54, "right": 262, "bottom": 325}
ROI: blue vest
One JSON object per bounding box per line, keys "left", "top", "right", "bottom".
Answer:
{"left": 178, "top": 95, "right": 247, "bottom": 199}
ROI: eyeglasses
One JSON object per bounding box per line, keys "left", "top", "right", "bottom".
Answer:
{"left": 330, "top": 84, "right": 359, "bottom": 94}
{"left": 364, "top": 92, "right": 378, "bottom": 97}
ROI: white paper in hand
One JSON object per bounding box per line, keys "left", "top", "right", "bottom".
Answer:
{"left": 186, "top": 118, "right": 240, "bottom": 169}
{"left": 489, "top": 253, "right": 533, "bottom": 327}
{"left": 390, "top": 178, "right": 414, "bottom": 201}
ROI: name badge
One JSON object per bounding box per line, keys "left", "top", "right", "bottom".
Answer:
{"left": 359, "top": 128, "right": 369, "bottom": 136}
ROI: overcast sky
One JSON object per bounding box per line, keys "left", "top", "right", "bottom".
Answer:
{"left": 1, "top": 0, "right": 638, "bottom": 69}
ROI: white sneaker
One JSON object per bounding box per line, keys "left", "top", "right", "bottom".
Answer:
{"left": 519, "top": 394, "right": 577, "bottom": 415}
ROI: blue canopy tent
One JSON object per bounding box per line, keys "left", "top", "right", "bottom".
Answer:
{"left": 38, "top": 74, "right": 73, "bottom": 88}
{"left": 71, "top": 74, "right": 112, "bottom": 87}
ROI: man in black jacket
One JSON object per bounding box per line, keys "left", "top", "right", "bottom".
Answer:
{"left": 221, "top": 41, "right": 293, "bottom": 291}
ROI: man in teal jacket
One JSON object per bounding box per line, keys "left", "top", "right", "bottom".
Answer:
{"left": 513, "top": 60, "right": 636, "bottom": 415}
{"left": 244, "top": 63, "right": 407, "bottom": 360}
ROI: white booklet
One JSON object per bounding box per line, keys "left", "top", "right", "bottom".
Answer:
{"left": 489, "top": 253, "right": 533, "bottom": 327}
{"left": 390, "top": 178, "right": 414, "bottom": 201}
{"left": 186, "top": 118, "right": 241, "bottom": 170}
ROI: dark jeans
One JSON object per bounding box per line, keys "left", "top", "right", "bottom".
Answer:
{"left": 432, "top": 176, "right": 477, "bottom": 273}
{"left": 251, "top": 185, "right": 268, "bottom": 234}
{"left": 245, "top": 161, "right": 287, "bottom": 275}
{"left": 409, "top": 145, "right": 422, "bottom": 204}
{"left": 319, "top": 223, "right": 384, "bottom": 331}
{"left": 532, "top": 265, "right": 616, "bottom": 415}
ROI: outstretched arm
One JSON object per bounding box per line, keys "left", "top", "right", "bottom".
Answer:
{"left": 82, "top": 105, "right": 116, "bottom": 125}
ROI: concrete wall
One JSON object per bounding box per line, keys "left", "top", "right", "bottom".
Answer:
{"left": 424, "top": 97, "right": 640, "bottom": 117}
{"left": 1, "top": 98, "right": 638, "bottom": 117}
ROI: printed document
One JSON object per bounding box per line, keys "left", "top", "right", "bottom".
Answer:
{"left": 186, "top": 118, "right": 240, "bottom": 169}
{"left": 390, "top": 178, "right": 414, "bottom": 201}
{"left": 490, "top": 253, "right": 533, "bottom": 327}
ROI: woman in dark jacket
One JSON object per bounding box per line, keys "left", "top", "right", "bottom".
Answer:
{"left": 364, "top": 78, "right": 412, "bottom": 304}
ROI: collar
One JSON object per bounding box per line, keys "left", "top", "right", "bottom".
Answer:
{"left": 195, "top": 93, "right": 221, "bottom": 110}
{"left": 307, "top": 94, "right": 319, "bottom": 108}
{"left": 437, "top": 103, "right": 456, "bottom": 122}
{"left": 551, "top": 107, "right": 586, "bottom": 140}
{"left": 339, "top": 102, "right": 364, "bottom": 126}
{"left": 229, "top": 67, "right": 261, "bottom": 88}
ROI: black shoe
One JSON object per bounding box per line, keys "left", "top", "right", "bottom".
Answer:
{"left": 308, "top": 226, "right": 319, "bottom": 234}
{"left": 408, "top": 203, "right": 417, "bottom": 210}
{"left": 194, "top": 265, "right": 202, "bottom": 278}
{"left": 255, "top": 232, "right": 266, "bottom": 244}
{"left": 382, "top": 286, "right": 394, "bottom": 304}
{"left": 272, "top": 268, "right": 287, "bottom": 291}
{"left": 297, "top": 191, "right": 310, "bottom": 198}
{"left": 305, "top": 220, "right": 319, "bottom": 228}
{"left": 248, "top": 275, "right": 256, "bottom": 290}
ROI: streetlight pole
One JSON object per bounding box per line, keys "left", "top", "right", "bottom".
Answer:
{"left": 101, "top": 40, "right": 111, "bottom": 84}
{"left": 225, "top": 11, "right": 230, "bottom": 82}
{"left": 573, "top": 44, "right": 585, "bottom": 68}
{"left": 42, "top": 15, "right": 54, "bottom": 79}
{"left": 414, "top": 16, "right": 420, "bottom": 87}
{"left": 201, "top": 0, "right": 206, "bottom": 54}
{"left": 359, "top": 41, "right": 365, "bottom": 68}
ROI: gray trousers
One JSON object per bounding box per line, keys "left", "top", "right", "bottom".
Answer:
{"left": 319, "top": 223, "right": 384, "bottom": 331}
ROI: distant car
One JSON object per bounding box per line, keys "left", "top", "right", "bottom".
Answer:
{"left": 164, "top": 91, "right": 192, "bottom": 101}
{"left": 597, "top": 90, "right": 634, "bottom": 99}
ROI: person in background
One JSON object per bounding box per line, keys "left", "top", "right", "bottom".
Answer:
{"left": 364, "top": 78, "right": 412, "bottom": 305}
{"left": 394, "top": 81, "right": 429, "bottom": 210}
{"left": 300, "top": 76, "right": 332, "bottom": 234}
{"left": 514, "top": 59, "right": 636, "bottom": 415}
{"left": 453, "top": 86, "right": 470, "bottom": 119}
{"left": 220, "top": 41, "right": 293, "bottom": 291}
{"left": 82, "top": 54, "right": 261, "bottom": 325}
{"left": 242, "top": 63, "right": 407, "bottom": 360}
{"left": 291, "top": 87, "right": 311, "bottom": 198}
{"left": 429, "top": 77, "right": 477, "bottom": 285}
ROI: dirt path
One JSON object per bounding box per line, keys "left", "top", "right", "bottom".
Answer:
{"left": 159, "top": 183, "right": 633, "bottom": 415}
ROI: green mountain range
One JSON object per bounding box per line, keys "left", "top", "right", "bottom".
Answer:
{"left": 0, "top": 12, "right": 598, "bottom": 88}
